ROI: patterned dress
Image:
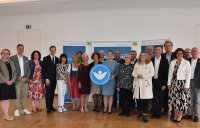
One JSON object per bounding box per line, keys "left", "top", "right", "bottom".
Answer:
{"left": 89, "top": 62, "right": 102, "bottom": 95}
{"left": 28, "top": 64, "right": 45, "bottom": 101}
{"left": 170, "top": 63, "right": 191, "bottom": 111}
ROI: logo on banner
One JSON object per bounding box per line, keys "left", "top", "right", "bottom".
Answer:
{"left": 90, "top": 64, "right": 111, "bottom": 85}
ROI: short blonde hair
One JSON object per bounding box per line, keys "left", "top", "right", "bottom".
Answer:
{"left": 72, "top": 54, "right": 78, "bottom": 60}
{"left": 1, "top": 49, "right": 11, "bottom": 55}
{"left": 125, "top": 54, "right": 131, "bottom": 58}
{"left": 82, "top": 53, "right": 88, "bottom": 58}
{"left": 137, "top": 52, "right": 151, "bottom": 64}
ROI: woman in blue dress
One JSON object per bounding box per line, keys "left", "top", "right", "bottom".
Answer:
{"left": 102, "top": 50, "right": 118, "bottom": 114}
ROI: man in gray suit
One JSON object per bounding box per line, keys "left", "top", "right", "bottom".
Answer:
{"left": 183, "top": 47, "right": 200, "bottom": 122}
{"left": 10, "top": 44, "right": 31, "bottom": 116}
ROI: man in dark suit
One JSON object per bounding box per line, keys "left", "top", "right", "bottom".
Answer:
{"left": 151, "top": 45, "right": 169, "bottom": 118}
{"left": 161, "top": 40, "right": 176, "bottom": 118}
{"left": 183, "top": 47, "right": 200, "bottom": 122}
{"left": 43, "top": 46, "right": 59, "bottom": 113}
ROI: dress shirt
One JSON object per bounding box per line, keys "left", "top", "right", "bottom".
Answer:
{"left": 154, "top": 56, "right": 161, "bottom": 79}
{"left": 166, "top": 53, "right": 172, "bottom": 65}
{"left": 50, "top": 55, "right": 55, "bottom": 64}
{"left": 17, "top": 55, "right": 24, "bottom": 77}
{"left": 191, "top": 58, "right": 198, "bottom": 79}
{"left": 131, "top": 58, "right": 137, "bottom": 64}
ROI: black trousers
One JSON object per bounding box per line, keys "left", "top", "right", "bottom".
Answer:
{"left": 137, "top": 99, "right": 149, "bottom": 114}
{"left": 152, "top": 79, "right": 164, "bottom": 116}
{"left": 163, "top": 88, "right": 169, "bottom": 112}
{"left": 119, "top": 88, "right": 132, "bottom": 114}
{"left": 45, "top": 79, "right": 57, "bottom": 110}
{"left": 113, "top": 89, "right": 118, "bottom": 108}
{"left": 163, "top": 87, "right": 175, "bottom": 115}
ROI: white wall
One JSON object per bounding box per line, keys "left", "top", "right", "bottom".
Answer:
{"left": 0, "top": 7, "right": 200, "bottom": 57}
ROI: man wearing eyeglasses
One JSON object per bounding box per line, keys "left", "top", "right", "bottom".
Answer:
{"left": 161, "top": 40, "right": 176, "bottom": 118}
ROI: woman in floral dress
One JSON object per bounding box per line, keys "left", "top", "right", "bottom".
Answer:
{"left": 28, "top": 51, "right": 45, "bottom": 112}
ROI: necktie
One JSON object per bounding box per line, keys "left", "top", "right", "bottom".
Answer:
{"left": 52, "top": 56, "right": 55, "bottom": 64}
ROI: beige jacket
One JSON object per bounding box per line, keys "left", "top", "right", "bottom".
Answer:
{"left": 0, "top": 59, "right": 16, "bottom": 83}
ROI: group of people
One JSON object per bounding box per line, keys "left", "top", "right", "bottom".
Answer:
{"left": 0, "top": 41, "right": 199, "bottom": 124}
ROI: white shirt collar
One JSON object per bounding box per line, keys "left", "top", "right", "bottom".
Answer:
{"left": 155, "top": 56, "right": 161, "bottom": 60}
{"left": 50, "top": 54, "right": 55, "bottom": 58}
{"left": 17, "top": 54, "right": 23, "bottom": 58}
{"left": 192, "top": 57, "right": 198, "bottom": 61}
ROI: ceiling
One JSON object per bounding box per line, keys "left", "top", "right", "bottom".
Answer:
{"left": 1, "top": 0, "right": 200, "bottom": 17}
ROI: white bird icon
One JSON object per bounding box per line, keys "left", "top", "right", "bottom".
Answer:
{"left": 93, "top": 70, "right": 107, "bottom": 80}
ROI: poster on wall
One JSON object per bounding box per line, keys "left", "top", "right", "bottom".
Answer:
{"left": 62, "top": 41, "right": 91, "bottom": 103}
{"left": 141, "top": 39, "right": 170, "bottom": 56}
{"left": 92, "top": 41, "right": 141, "bottom": 58}
{"left": 93, "top": 41, "right": 138, "bottom": 101}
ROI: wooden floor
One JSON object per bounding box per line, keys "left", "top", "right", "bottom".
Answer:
{"left": 0, "top": 96, "right": 199, "bottom": 128}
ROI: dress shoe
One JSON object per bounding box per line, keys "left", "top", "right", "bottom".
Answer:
{"left": 118, "top": 112, "right": 125, "bottom": 116}
{"left": 51, "top": 107, "right": 57, "bottom": 111}
{"left": 96, "top": 108, "right": 100, "bottom": 112}
{"left": 142, "top": 115, "right": 148, "bottom": 123}
{"left": 162, "top": 111, "right": 168, "bottom": 116}
{"left": 170, "top": 114, "right": 175, "bottom": 119}
{"left": 125, "top": 113, "right": 130, "bottom": 117}
{"left": 46, "top": 109, "right": 51, "bottom": 114}
{"left": 183, "top": 114, "right": 193, "bottom": 119}
{"left": 151, "top": 114, "right": 161, "bottom": 119}
{"left": 194, "top": 116, "right": 199, "bottom": 122}
{"left": 138, "top": 112, "right": 143, "bottom": 118}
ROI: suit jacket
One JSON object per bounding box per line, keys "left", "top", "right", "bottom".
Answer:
{"left": 42, "top": 55, "right": 59, "bottom": 81}
{"left": 188, "top": 58, "right": 200, "bottom": 89}
{"left": 131, "top": 58, "right": 137, "bottom": 66}
{"left": 151, "top": 57, "right": 169, "bottom": 86}
{"left": 9, "top": 54, "right": 30, "bottom": 84}
{"left": 168, "top": 59, "right": 191, "bottom": 88}
{"left": 0, "top": 59, "right": 16, "bottom": 83}
{"left": 161, "top": 52, "right": 176, "bottom": 64}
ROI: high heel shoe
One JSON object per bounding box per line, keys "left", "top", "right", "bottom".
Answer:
{"left": 84, "top": 108, "right": 88, "bottom": 112}
{"left": 80, "top": 108, "right": 84, "bottom": 112}
{"left": 3, "top": 116, "right": 14, "bottom": 121}
{"left": 32, "top": 109, "right": 37, "bottom": 113}
{"left": 36, "top": 108, "right": 42, "bottom": 112}
{"left": 108, "top": 111, "right": 112, "bottom": 114}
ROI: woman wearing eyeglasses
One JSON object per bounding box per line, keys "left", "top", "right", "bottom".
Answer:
{"left": 168, "top": 48, "right": 191, "bottom": 123}
{"left": 0, "top": 49, "right": 16, "bottom": 121}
